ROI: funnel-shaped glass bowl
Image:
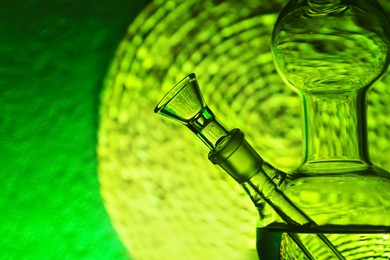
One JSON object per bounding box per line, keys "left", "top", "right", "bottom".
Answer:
{"left": 154, "top": 73, "right": 205, "bottom": 123}
{"left": 155, "top": 73, "right": 229, "bottom": 150}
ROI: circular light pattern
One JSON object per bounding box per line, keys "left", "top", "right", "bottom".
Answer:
{"left": 98, "top": 0, "right": 390, "bottom": 259}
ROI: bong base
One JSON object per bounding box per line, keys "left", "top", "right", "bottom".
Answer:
{"left": 257, "top": 225, "right": 390, "bottom": 259}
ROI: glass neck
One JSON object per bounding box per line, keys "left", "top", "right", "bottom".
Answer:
{"left": 187, "top": 106, "right": 230, "bottom": 150}
{"left": 299, "top": 90, "right": 371, "bottom": 173}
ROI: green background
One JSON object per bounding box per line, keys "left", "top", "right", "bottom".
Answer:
{"left": 0, "top": 0, "right": 150, "bottom": 259}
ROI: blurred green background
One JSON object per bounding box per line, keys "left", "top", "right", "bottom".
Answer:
{"left": 0, "top": 0, "right": 150, "bottom": 259}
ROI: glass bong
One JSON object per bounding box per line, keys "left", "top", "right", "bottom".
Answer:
{"left": 154, "top": 0, "right": 390, "bottom": 259}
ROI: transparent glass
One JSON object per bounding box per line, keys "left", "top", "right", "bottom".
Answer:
{"left": 154, "top": 0, "right": 390, "bottom": 258}
{"left": 154, "top": 73, "right": 230, "bottom": 150}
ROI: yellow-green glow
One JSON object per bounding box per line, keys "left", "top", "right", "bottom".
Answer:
{"left": 98, "top": 0, "right": 390, "bottom": 259}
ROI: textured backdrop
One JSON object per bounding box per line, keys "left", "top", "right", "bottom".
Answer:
{"left": 0, "top": 0, "right": 150, "bottom": 259}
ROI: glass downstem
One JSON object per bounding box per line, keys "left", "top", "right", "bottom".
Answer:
{"left": 287, "top": 233, "right": 315, "bottom": 260}
{"left": 245, "top": 178, "right": 345, "bottom": 259}
{"left": 212, "top": 130, "right": 345, "bottom": 259}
